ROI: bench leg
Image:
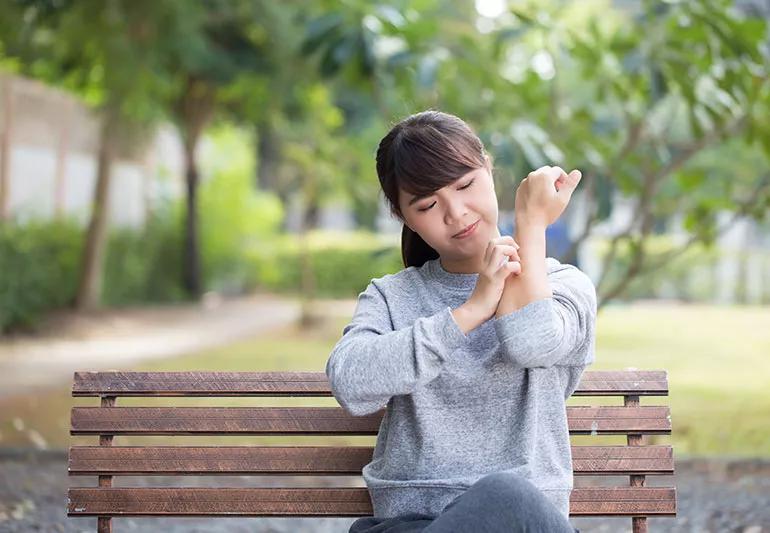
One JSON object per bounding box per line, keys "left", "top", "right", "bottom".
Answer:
{"left": 97, "top": 396, "right": 116, "bottom": 533}
{"left": 97, "top": 517, "right": 111, "bottom": 533}
{"left": 625, "top": 395, "right": 649, "bottom": 533}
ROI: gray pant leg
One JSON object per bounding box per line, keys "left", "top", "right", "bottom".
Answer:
{"left": 423, "top": 472, "right": 577, "bottom": 533}
{"left": 348, "top": 512, "right": 435, "bottom": 533}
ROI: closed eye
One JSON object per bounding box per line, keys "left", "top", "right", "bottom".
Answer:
{"left": 417, "top": 178, "right": 475, "bottom": 212}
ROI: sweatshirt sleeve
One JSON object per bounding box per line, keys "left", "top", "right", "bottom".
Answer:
{"left": 492, "top": 262, "right": 597, "bottom": 369}
{"left": 325, "top": 280, "right": 471, "bottom": 416}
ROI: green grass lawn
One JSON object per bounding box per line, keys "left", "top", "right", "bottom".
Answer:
{"left": 1, "top": 302, "right": 768, "bottom": 457}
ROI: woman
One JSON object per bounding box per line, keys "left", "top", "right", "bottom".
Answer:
{"left": 325, "top": 110, "right": 596, "bottom": 532}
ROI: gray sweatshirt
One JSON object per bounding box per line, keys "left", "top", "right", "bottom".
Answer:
{"left": 325, "top": 256, "right": 597, "bottom": 520}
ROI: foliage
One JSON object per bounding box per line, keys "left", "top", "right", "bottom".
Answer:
{"left": 301, "top": 0, "right": 770, "bottom": 304}
{"left": 0, "top": 218, "right": 82, "bottom": 332}
{"left": 199, "top": 125, "right": 284, "bottom": 293}
{"left": 101, "top": 210, "right": 187, "bottom": 306}
{"left": 246, "top": 230, "right": 402, "bottom": 297}
{"left": 1, "top": 0, "right": 769, "bottom": 310}
{"left": 589, "top": 233, "right": 770, "bottom": 304}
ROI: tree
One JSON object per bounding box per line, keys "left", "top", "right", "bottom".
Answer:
{"left": 0, "top": 0, "right": 173, "bottom": 310}
{"left": 161, "top": 0, "right": 280, "bottom": 297}
{"left": 489, "top": 0, "right": 770, "bottom": 307}
{"left": 304, "top": 0, "right": 770, "bottom": 308}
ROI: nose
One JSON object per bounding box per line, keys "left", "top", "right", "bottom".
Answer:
{"left": 444, "top": 196, "right": 468, "bottom": 226}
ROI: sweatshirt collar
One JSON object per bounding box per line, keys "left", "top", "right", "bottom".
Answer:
{"left": 422, "top": 257, "right": 478, "bottom": 290}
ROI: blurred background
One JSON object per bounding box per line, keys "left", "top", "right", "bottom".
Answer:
{"left": 0, "top": 0, "right": 769, "bottom": 531}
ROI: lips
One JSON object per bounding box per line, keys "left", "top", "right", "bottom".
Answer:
{"left": 453, "top": 220, "right": 480, "bottom": 238}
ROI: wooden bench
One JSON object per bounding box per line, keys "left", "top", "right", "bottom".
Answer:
{"left": 68, "top": 370, "right": 677, "bottom": 532}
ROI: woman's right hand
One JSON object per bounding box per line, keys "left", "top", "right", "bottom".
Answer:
{"left": 451, "top": 235, "right": 522, "bottom": 333}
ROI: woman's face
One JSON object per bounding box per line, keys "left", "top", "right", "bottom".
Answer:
{"left": 397, "top": 165, "right": 499, "bottom": 266}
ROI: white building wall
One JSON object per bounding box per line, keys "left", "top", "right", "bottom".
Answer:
{"left": 0, "top": 74, "right": 185, "bottom": 228}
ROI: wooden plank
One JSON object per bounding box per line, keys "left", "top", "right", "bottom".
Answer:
{"left": 67, "top": 487, "right": 372, "bottom": 517}
{"left": 575, "top": 370, "right": 668, "bottom": 396}
{"left": 72, "top": 370, "right": 668, "bottom": 397}
{"left": 67, "top": 487, "right": 676, "bottom": 517}
{"left": 68, "top": 445, "right": 374, "bottom": 475}
{"left": 70, "top": 406, "right": 672, "bottom": 436}
{"left": 72, "top": 371, "right": 331, "bottom": 397}
{"left": 68, "top": 445, "right": 675, "bottom": 476}
{"left": 70, "top": 407, "right": 381, "bottom": 435}
{"left": 70, "top": 405, "right": 670, "bottom": 436}
{"left": 569, "top": 487, "right": 676, "bottom": 516}
{"left": 568, "top": 406, "right": 671, "bottom": 435}
{"left": 571, "top": 445, "right": 674, "bottom": 475}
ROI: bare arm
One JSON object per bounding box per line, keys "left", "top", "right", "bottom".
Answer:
{"left": 494, "top": 219, "right": 551, "bottom": 315}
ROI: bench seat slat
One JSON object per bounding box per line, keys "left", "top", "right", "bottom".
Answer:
{"left": 68, "top": 445, "right": 674, "bottom": 476}
{"left": 72, "top": 370, "right": 669, "bottom": 397}
{"left": 70, "top": 406, "right": 672, "bottom": 435}
{"left": 67, "top": 487, "right": 676, "bottom": 517}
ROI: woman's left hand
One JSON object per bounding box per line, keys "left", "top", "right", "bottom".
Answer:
{"left": 514, "top": 166, "right": 582, "bottom": 227}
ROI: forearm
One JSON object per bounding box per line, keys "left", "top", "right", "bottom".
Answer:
{"left": 494, "top": 219, "right": 552, "bottom": 316}
{"left": 327, "top": 304, "right": 469, "bottom": 416}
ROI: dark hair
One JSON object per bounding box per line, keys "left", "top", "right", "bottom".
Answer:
{"left": 375, "top": 110, "right": 490, "bottom": 268}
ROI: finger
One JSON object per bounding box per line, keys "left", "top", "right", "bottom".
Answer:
{"left": 544, "top": 166, "right": 562, "bottom": 181}
{"left": 490, "top": 243, "right": 518, "bottom": 258}
{"left": 506, "top": 260, "right": 522, "bottom": 275}
{"left": 490, "top": 248, "right": 519, "bottom": 278}
{"left": 568, "top": 169, "right": 582, "bottom": 185}
{"left": 557, "top": 169, "right": 582, "bottom": 198}
{"left": 501, "top": 259, "right": 522, "bottom": 278}
{"left": 493, "top": 235, "right": 519, "bottom": 249}
{"left": 498, "top": 235, "right": 520, "bottom": 249}
{"left": 497, "top": 253, "right": 520, "bottom": 270}
{"left": 483, "top": 238, "right": 495, "bottom": 263}
{"left": 494, "top": 248, "right": 520, "bottom": 269}
{"left": 488, "top": 246, "right": 508, "bottom": 273}
{"left": 493, "top": 243, "right": 519, "bottom": 257}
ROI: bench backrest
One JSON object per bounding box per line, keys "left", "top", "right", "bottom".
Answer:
{"left": 68, "top": 370, "right": 676, "bottom": 533}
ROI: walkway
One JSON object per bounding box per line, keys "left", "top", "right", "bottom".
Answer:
{"left": 0, "top": 292, "right": 334, "bottom": 397}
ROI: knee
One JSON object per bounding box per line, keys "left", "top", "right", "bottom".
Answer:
{"left": 474, "top": 472, "right": 542, "bottom": 506}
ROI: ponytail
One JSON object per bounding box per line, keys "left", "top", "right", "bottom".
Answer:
{"left": 401, "top": 224, "right": 439, "bottom": 268}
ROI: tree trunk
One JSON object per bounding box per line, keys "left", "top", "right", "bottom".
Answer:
{"left": 182, "top": 142, "right": 202, "bottom": 297}
{"left": 298, "top": 171, "right": 320, "bottom": 328}
{"left": 303, "top": 199, "right": 320, "bottom": 230}
{"left": 176, "top": 76, "right": 215, "bottom": 299}
{"left": 75, "top": 114, "right": 116, "bottom": 310}
{"left": 256, "top": 121, "right": 293, "bottom": 232}
{"left": 256, "top": 120, "right": 281, "bottom": 192}
{"left": 298, "top": 218, "right": 319, "bottom": 328}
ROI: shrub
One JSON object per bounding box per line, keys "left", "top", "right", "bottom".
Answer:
{"left": 0, "top": 218, "right": 82, "bottom": 332}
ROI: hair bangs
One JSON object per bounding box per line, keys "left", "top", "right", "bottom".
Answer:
{"left": 393, "top": 124, "right": 485, "bottom": 198}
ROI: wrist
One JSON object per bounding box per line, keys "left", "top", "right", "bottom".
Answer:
{"left": 452, "top": 302, "right": 486, "bottom": 334}
{"left": 515, "top": 215, "right": 548, "bottom": 232}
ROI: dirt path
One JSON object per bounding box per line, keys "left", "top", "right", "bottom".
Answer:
{"left": 0, "top": 292, "right": 321, "bottom": 398}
